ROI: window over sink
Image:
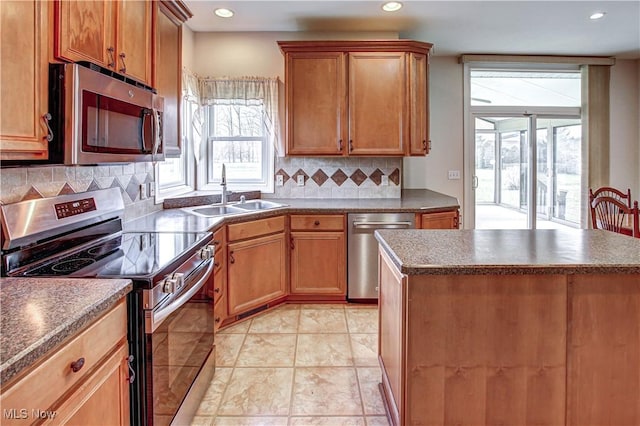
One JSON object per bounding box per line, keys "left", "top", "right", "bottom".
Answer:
{"left": 157, "top": 74, "right": 280, "bottom": 199}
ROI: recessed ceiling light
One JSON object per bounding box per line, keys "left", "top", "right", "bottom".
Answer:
{"left": 590, "top": 11, "right": 606, "bottom": 20}
{"left": 214, "top": 8, "right": 234, "bottom": 18}
{"left": 382, "top": 1, "right": 403, "bottom": 12}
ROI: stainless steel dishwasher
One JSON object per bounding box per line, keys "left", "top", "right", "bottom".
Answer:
{"left": 347, "top": 212, "right": 415, "bottom": 300}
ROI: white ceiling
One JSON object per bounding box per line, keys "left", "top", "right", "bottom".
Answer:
{"left": 184, "top": 1, "right": 640, "bottom": 59}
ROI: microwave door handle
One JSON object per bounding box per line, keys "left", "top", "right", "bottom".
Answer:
{"left": 140, "top": 108, "right": 152, "bottom": 153}
{"left": 152, "top": 109, "right": 161, "bottom": 158}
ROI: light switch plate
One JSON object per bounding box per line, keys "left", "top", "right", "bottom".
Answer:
{"left": 448, "top": 170, "right": 461, "bottom": 180}
{"left": 276, "top": 175, "right": 284, "bottom": 186}
{"left": 297, "top": 175, "right": 305, "bottom": 186}
{"left": 139, "top": 184, "right": 148, "bottom": 200}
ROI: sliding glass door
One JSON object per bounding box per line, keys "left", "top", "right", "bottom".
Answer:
{"left": 474, "top": 115, "right": 581, "bottom": 229}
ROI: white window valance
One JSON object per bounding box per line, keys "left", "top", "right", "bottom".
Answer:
{"left": 200, "top": 77, "right": 284, "bottom": 157}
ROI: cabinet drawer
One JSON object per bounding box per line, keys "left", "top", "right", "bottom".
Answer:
{"left": 0, "top": 300, "right": 127, "bottom": 422}
{"left": 291, "top": 214, "right": 344, "bottom": 231}
{"left": 227, "top": 215, "right": 285, "bottom": 241}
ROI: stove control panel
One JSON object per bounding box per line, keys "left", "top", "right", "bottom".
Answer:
{"left": 55, "top": 197, "right": 97, "bottom": 219}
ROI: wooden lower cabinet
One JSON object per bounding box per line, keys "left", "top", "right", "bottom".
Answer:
{"left": 290, "top": 231, "right": 346, "bottom": 296}
{"left": 378, "top": 248, "right": 640, "bottom": 426}
{"left": 419, "top": 209, "right": 459, "bottom": 229}
{"left": 54, "top": 344, "right": 130, "bottom": 425}
{"left": 0, "top": 300, "right": 130, "bottom": 426}
{"left": 227, "top": 232, "right": 287, "bottom": 316}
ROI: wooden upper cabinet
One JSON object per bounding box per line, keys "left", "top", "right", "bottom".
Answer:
{"left": 409, "top": 53, "right": 429, "bottom": 155}
{"left": 278, "top": 40, "right": 432, "bottom": 157}
{"left": 153, "top": 1, "right": 191, "bottom": 157}
{"left": 0, "top": 0, "right": 50, "bottom": 161}
{"left": 348, "top": 52, "right": 405, "bottom": 155}
{"left": 55, "top": 0, "right": 152, "bottom": 86}
{"left": 285, "top": 52, "right": 347, "bottom": 155}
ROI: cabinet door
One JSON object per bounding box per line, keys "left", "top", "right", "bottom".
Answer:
{"left": 348, "top": 52, "right": 406, "bottom": 156}
{"left": 116, "top": 0, "right": 152, "bottom": 85}
{"left": 290, "top": 231, "right": 346, "bottom": 295}
{"left": 285, "top": 52, "right": 347, "bottom": 155}
{"left": 55, "top": 0, "right": 114, "bottom": 68}
{"left": 421, "top": 210, "right": 459, "bottom": 229}
{"left": 378, "top": 248, "right": 406, "bottom": 425}
{"left": 54, "top": 344, "right": 130, "bottom": 425}
{"left": 409, "top": 53, "right": 429, "bottom": 156}
{"left": 154, "top": 2, "right": 182, "bottom": 156}
{"left": 227, "top": 233, "right": 286, "bottom": 315}
{"left": 0, "top": 0, "right": 50, "bottom": 160}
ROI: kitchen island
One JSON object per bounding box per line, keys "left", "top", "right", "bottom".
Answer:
{"left": 375, "top": 229, "right": 640, "bottom": 426}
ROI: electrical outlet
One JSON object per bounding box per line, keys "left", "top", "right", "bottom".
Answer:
{"left": 139, "top": 183, "right": 148, "bottom": 200}
{"left": 448, "top": 170, "right": 461, "bottom": 180}
{"left": 381, "top": 175, "right": 389, "bottom": 186}
{"left": 148, "top": 182, "right": 155, "bottom": 197}
{"left": 297, "top": 175, "right": 305, "bottom": 186}
{"left": 276, "top": 175, "right": 284, "bottom": 186}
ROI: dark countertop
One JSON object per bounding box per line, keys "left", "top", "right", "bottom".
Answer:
{"left": 125, "top": 189, "right": 459, "bottom": 233}
{"left": 0, "top": 278, "right": 132, "bottom": 385}
{"left": 375, "top": 229, "right": 640, "bottom": 275}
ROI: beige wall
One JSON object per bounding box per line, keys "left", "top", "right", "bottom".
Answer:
{"left": 182, "top": 25, "right": 195, "bottom": 70}
{"left": 609, "top": 59, "right": 640, "bottom": 198}
{"left": 403, "top": 56, "right": 464, "bottom": 205}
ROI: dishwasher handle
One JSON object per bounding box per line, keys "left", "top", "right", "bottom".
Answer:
{"left": 352, "top": 221, "right": 414, "bottom": 229}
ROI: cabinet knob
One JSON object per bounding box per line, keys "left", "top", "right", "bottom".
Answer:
{"left": 215, "top": 317, "right": 221, "bottom": 323}
{"left": 214, "top": 287, "right": 221, "bottom": 293}
{"left": 70, "top": 357, "right": 85, "bottom": 373}
{"left": 314, "top": 220, "right": 320, "bottom": 226}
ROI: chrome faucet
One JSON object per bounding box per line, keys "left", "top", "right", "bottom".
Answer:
{"left": 220, "top": 163, "right": 228, "bottom": 205}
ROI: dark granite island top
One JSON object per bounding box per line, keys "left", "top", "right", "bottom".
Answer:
{"left": 0, "top": 278, "right": 132, "bottom": 385}
{"left": 375, "top": 228, "right": 640, "bottom": 275}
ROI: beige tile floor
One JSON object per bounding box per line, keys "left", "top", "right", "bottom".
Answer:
{"left": 192, "top": 303, "right": 389, "bottom": 426}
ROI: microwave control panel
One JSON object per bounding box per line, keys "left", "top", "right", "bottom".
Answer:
{"left": 55, "top": 198, "right": 97, "bottom": 219}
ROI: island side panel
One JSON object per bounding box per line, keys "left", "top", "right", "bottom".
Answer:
{"left": 379, "top": 248, "right": 407, "bottom": 425}
{"left": 567, "top": 273, "right": 640, "bottom": 426}
{"left": 405, "top": 274, "right": 567, "bottom": 426}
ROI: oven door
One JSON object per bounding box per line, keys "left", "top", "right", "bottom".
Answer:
{"left": 138, "top": 257, "right": 215, "bottom": 426}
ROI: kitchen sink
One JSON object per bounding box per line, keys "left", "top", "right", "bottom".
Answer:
{"left": 234, "top": 200, "right": 287, "bottom": 211}
{"left": 183, "top": 205, "right": 247, "bottom": 217}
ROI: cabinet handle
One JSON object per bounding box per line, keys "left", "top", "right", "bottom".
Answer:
{"left": 349, "top": 140, "right": 353, "bottom": 152}
{"left": 229, "top": 250, "right": 235, "bottom": 264}
{"left": 107, "top": 47, "right": 115, "bottom": 68}
{"left": 290, "top": 237, "right": 295, "bottom": 250}
{"left": 215, "top": 317, "right": 221, "bottom": 324}
{"left": 314, "top": 220, "right": 320, "bottom": 226}
{"left": 212, "top": 240, "right": 221, "bottom": 246}
{"left": 70, "top": 357, "right": 85, "bottom": 373}
{"left": 214, "top": 261, "right": 220, "bottom": 267}
{"left": 42, "top": 113, "right": 53, "bottom": 142}
{"left": 214, "top": 287, "right": 221, "bottom": 293}
{"left": 422, "top": 140, "right": 427, "bottom": 152}
{"left": 126, "top": 355, "right": 136, "bottom": 384}
{"left": 119, "top": 52, "right": 127, "bottom": 74}
{"left": 338, "top": 139, "right": 343, "bottom": 152}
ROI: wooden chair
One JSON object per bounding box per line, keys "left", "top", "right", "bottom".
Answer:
{"left": 589, "top": 195, "right": 640, "bottom": 238}
{"left": 589, "top": 186, "right": 633, "bottom": 208}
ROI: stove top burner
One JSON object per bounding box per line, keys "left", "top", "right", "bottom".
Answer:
{"left": 51, "top": 258, "right": 95, "bottom": 273}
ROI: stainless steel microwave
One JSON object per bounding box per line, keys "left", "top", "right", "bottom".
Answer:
{"left": 50, "top": 63, "right": 164, "bottom": 165}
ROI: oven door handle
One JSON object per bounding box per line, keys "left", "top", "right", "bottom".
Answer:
{"left": 146, "top": 259, "right": 214, "bottom": 333}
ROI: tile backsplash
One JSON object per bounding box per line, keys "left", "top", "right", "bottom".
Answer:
{"left": 267, "top": 157, "right": 402, "bottom": 199}
{"left": 0, "top": 163, "right": 161, "bottom": 222}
